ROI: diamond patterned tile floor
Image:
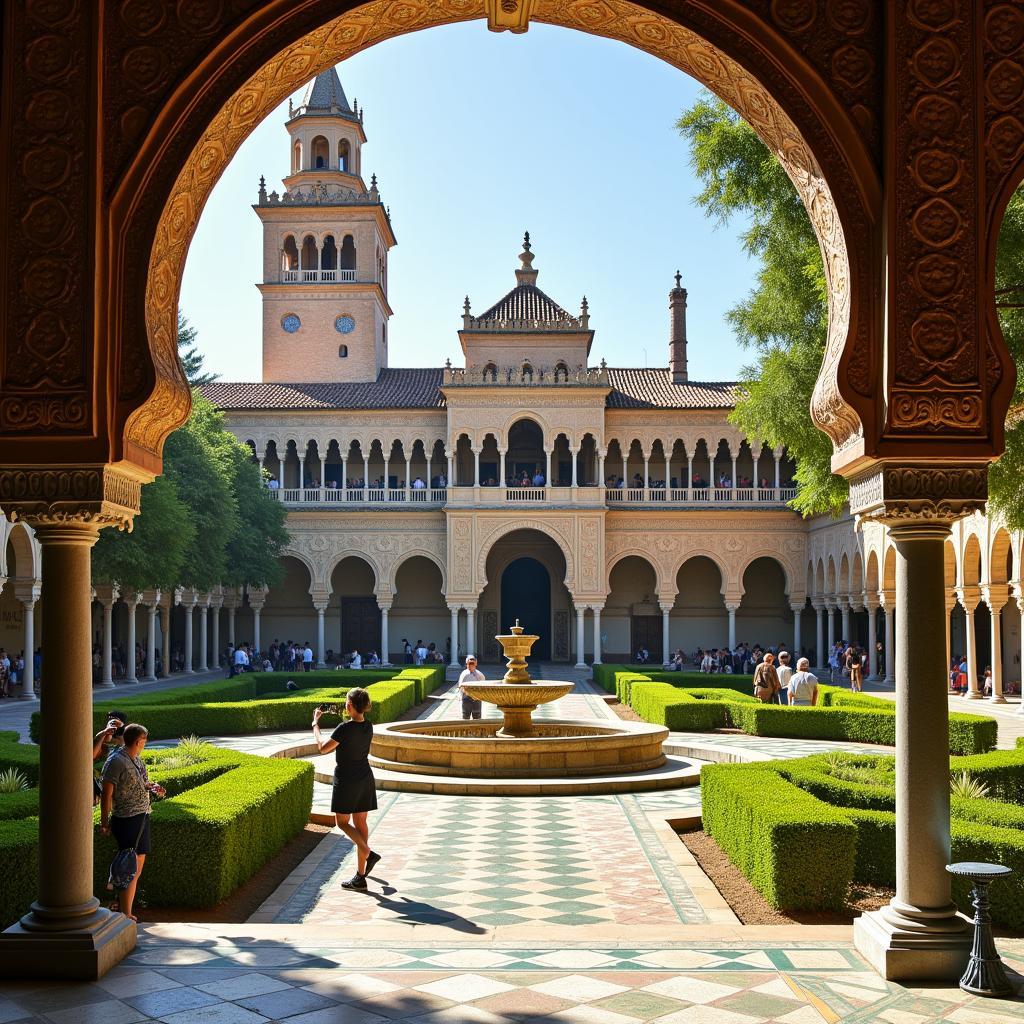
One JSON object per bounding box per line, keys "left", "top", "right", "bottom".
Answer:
{"left": 1, "top": 939, "right": 1020, "bottom": 1023}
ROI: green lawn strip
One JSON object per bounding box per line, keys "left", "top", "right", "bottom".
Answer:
{"left": 614, "top": 669, "right": 995, "bottom": 755}
{"left": 701, "top": 747, "right": 1024, "bottom": 927}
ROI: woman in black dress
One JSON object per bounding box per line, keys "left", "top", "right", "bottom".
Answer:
{"left": 312, "top": 687, "right": 380, "bottom": 891}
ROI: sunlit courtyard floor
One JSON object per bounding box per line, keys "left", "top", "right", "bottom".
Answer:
{"left": 1, "top": 672, "right": 1022, "bottom": 1021}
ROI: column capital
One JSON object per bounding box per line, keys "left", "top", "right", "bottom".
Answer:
{"left": 377, "top": 598, "right": 393, "bottom": 612}
{"left": 120, "top": 588, "right": 142, "bottom": 607}
{"left": 810, "top": 598, "right": 825, "bottom": 611}
{"left": 311, "top": 591, "right": 331, "bottom": 612}
{"left": 92, "top": 582, "right": 120, "bottom": 605}
{"left": 12, "top": 581, "right": 41, "bottom": 605}
{"left": 789, "top": 599, "right": 807, "bottom": 613}
{"left": 981, "top": 583, "right": 1010, "bottom": 611}
{"left": 246, "top": 585, "right": 267, "bottom": 612}
{"left": 956, "top": 585, "right": 980, "bottom": 611}
{"left": 658, "top": 600, "right": 675, "bottom": 613}
{"left": 861, "top": 591, "right": 879, "bottom": 611}
{"left": 724, "top": 600, "right": 741, "bottom": 612}
{"left": 589, "top": 603, "right": 605, "bottom": 613}
{"left": 878, "top": 589, "right": 895, "bottom": 610}
{"left": 836, "top": 596, "right": 851, "bottom": 611}
{"left": 849, "top": 464, "right": 986, "bottom": 527}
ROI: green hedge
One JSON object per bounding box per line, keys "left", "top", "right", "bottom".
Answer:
{"left": 617, "top": 670, "right": 996, "bottom": 755}
{"left": 28, "top": 667, "right": 444, "bottom": 743}
{"left": 0, "top": 735, "right": 41, "bottom": 785}
{"left": 0, "top": 741, "right": 313, "bottom": 927}
{"left": 702, "top": 747, "right": 1024, "bottom": 927}
{"left": 594, "top": 664, "right": 751, "bottom": 695}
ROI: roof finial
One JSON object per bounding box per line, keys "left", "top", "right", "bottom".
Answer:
{"left": 517, "top": 231, "right": 537, "bottom": 284}
{"left": 463, "top": 295, "right": 471, "bottom": 314}
{"left": 674, "top": 269, "right": 682, "bottom": 289}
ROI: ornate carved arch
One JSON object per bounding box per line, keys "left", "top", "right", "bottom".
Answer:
{"left": 475, "top": 520, "right": 575, "bottom": 592}
{"left": 605, "top": 549, "right": 665, "bottom": 596}
{"left": 389, "top": 548, "right": 448, "bottom": 594}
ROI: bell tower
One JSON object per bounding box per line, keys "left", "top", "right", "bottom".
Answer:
{"left": 255, "top": 66, "right": 396, "bottom": 383}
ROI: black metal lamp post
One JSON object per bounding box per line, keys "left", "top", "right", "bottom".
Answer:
{"left": 946, "top": 862, "right": 1015, "bottom": 998}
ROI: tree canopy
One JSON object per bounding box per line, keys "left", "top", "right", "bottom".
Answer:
{"left": 678, "top": 93, "right": 1024, "bottom": 521}
{"left": 92, "top": 317, "right": 288, "bottom": 592}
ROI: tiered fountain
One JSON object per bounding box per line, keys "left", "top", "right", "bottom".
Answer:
{"left": 363, "top": 621, "right": 696, "bottom": 795}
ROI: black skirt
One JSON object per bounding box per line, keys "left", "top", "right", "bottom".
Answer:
{"left": 331, "top": 771, "right": 378, "bottom": 814}
{"left": 111, "top": 812, "right": 151, "bottom": 855}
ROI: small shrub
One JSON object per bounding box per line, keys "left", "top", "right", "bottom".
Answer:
{"left": 0, "top": 769, "right": 29, "bottom": 794}
{"left": 950, "top": 770, "right": 990, "bottom": 801}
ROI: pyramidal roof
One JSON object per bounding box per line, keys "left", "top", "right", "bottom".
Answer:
{"left": 472, "top": 234, "right": 585, "bottom": 327}
{"left": 293, "top": 67, "right": 356, "bottom": 119}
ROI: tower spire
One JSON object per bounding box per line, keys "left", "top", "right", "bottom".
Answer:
{"left": 515, "top": 231, "right": 538, "bottom": 286}
{"left": 669, "top": 269, "right": 688, "bottom": 384}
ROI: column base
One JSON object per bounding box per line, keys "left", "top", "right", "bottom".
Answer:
{"left": 96, "top": 680, "right": 116, "bottom": 689}
{"left": 0, "top": 906, "right": 136, "bottom": 981}
{"left": 990, "top": 695, "right": 1007, "bottom": 705}
{"left": 574, "top": 662, "right": 587, "bottom": 670}
{"left": 965, "top": 691, "right": 985, "bottom": 700}
{"left": 123, "top": 676, "right": 138, "bottom": 686}
{"left": 19, "top": 689, "right": 37, "bottom": 701}
{"left": 853, "top": 905, "right": 971, "bottom": 982}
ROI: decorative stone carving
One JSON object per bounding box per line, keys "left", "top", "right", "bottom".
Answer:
{"left": 0, "top": 465, "right": 142, "bottom": 530}
{"left": 850, "top": 465, "right": 988, "bottom": 524}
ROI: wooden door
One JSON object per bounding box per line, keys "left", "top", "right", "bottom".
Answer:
{"left": 631, "top": 615, "right": 662, "bottom": 662}
{"left": 341, "top": 597, "right": 381, "bottom": 658}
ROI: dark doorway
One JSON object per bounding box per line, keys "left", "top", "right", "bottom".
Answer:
{"left": 341, "top": 597, "right": 381, "bottom": 658}
{"left": 631, "top": 615, "right": 662, "bottom": 662}
{"left": 501, "top": 558, "right": 551, "bottom": 659}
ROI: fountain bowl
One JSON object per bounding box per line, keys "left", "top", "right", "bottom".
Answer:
{"left": 459, "top": 681, "right": 574, "bottom": 737}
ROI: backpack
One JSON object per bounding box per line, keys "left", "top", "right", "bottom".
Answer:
{"left": 107, "top": 819, "right": 146, "bottom": 891}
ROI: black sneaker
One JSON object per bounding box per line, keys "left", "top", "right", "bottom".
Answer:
{"left": 341, "top": 873, "right": 367, "bottom": 891}
{"left": 364, "top": 850, "right": 382, "bottom": 876}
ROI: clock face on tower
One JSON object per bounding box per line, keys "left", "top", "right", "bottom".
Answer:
{"left": 282, "top": 314, "right": 301, "bottom": 334}
{"left": 335, "top": 315, "right": 356, "bottom": 334}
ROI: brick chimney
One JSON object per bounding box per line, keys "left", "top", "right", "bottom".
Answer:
{"left": 669, "top": 270, "right": 688, "bottom": 383}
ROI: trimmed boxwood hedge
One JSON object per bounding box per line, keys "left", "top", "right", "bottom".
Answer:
{"left": 702, "top": 747, "right": 1024, "bottom": 928}
{"left": 0, "top": 740, "right": 313, "bottom": 928}
{"left": 594, "top": 663, "right": 752, "bottom": 695}
{"left": 28, "top": 666, "right": 444, "bottom": 743}
{"left": 613, "top": 669, "right": 996, "bottom": 755}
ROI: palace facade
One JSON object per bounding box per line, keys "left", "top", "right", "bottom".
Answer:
{"left": 0, "top": 69, "right": 1020, "bottom": 699}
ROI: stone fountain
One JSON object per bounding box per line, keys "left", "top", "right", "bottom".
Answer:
{"left": 358, "top": 620, "right": 694, "bottom": 793}
{"left": 458, "top": 620, "right": 573, "bottom": 737}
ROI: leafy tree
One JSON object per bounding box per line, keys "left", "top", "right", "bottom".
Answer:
{"left": 224, "top": 450, "right": 289, "bottom": 589}
{"left": 161, "top": 395, "right": 239, "bottom": 591}
{"left": 92, "top": 476, "right": 194, "bottom": 590}
{"left": 178, "top": 310, "right": 218, "bottom": 386}
{"left": 678, "top": 93, "right": 1024, "bottom": 520}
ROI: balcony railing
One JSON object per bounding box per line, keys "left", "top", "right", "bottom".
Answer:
{"left": 267, "top": 485, "right": 797, "bottom": 508}
{"left": 280, "top": 268, "right": 358, "bottom": 283}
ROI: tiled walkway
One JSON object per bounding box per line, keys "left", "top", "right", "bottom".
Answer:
{"left": 4, "top": 671, "right": 1022, "bottom": 1021}
{"left": 2, "top": 930, "right": 1021, "bottom": 1023}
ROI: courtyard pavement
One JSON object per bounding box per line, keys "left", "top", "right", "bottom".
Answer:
{"left": 1, "top": 668, "right": 1022, "bottom": 1021}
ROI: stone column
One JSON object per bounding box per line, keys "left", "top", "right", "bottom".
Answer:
{"left": 405, "top": 453, "right": 411, "bottom": 501}
{"left": 446, "top": 451, "right": 454, "bottom": 488}
{"left": 314, "top": 599, "right": 328, "bottom": 667}
{"left": 571, "top": 447, "right": 579, "bottom": 488}
{"left": 574, "top": 604, "right": 586, "bottom": 669}
{"left": 94, "top": 584, "right": 118, "bottom": 688}
{"left": 813, "top": 601, "right": 824, "bottom": 668}
{"left": 774, "top": 453, "right": 781, "bottom": 491}
{"left": 465, "top": 604, "right": 476, "bottom": 657}
{"left": 725, "top": 601, "right": 739, "bottom": 652}
{"left": 730, "top": 454, "right": 738, "bottom": 498}
{"left": 597, "top": 450, "right": 606, "bottom": 491}
{"left": 853, "top": 521, "right": 970, "bottom": 980}
{"left": 0, "top": 523, "right": 136, "bottom": 976}
{"left": 642, "top": 452, "right": 649, "bottom": 497}
{"left": 958, "top": 589, "right": 981, "bottom": 698}
{"left": 197, "top": 594, "right": 209, "bottom": 672}
{"left": 944, "top": 597, "right": 954, "bottom": 681}
{"left": 983, "top": 586, "right": 1008, "bottom": 704}
{"left": 340, "top": 453, "right": 347, "bottom": 493}
{"left": 210, "top": 588, "right": 223, "bottom": 672}
{"left": 687, "top": 454, "right": 694, "bottom": 493}
{"left": 790, "top": 600, "right": 803, "bottom": 658}
{"left": 161, "top": 595, "right": 174, "bottom": 677}
{"left": 866, "top": 599, "right": 879, "bottom": 678}
{"left": 122, "top": 591, "right": 139, "bottom": 683}
{"left": 227, "top": 594, "right": 236, "bottom": 646}
{"left": 142, "top": 591, "right": 159, "bottom": 682}
{"left": 379, "top": 600, "right": 391, "bottom": 666}
{"left": 826, "top": 601, "right": 836, "bottom": 655}
{"left": 498, "top": 448, "right": 506, "bottom": 488}
{"left": 883, "top": 599, "right": 895, "bottom": 685}
{"left": 473, "top": 448, "right": 480, "bottom": 487}
{"left": 448, "top": 605, "right": 460, "bottom": 666}
{"left": 592, "top": 605, "right": 603, "bottom": 665}
{"left": 17, "top": 587, "right": 39, "bottom": 700}
{"left": 545, "top": 448, "right": 553, "bottom": 487}
{"left": 839, "top": 598, "right": 851, "bottom": 645}
{"left": 182, "top": 589, "right": 196, "bottom": 674}
{"left": 659, "top": 601, "right": 672, "bottom": 666}
{"left": 1017, "top": 589, "right": 1024, "bottom": 716}
{"left": 248, "top": 587, "right": 266, "bottom": 654}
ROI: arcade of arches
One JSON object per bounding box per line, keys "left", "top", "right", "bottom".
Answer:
{"left": 2, "top": 0, "right": 1024, "bottom": 990}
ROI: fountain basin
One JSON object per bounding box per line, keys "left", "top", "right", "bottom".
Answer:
{"left": 459, "top": 681, "right": 574, "bottom": 737}
{"left": 370, "top": 718, "right": 669, "bottom": 778}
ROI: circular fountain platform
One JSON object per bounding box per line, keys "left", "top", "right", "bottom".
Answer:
{"left": 370, "top": 718, "right": 669, "bottom": 778}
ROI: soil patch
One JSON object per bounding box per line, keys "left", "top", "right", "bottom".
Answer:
{"left": 679, "top": 828, "right": 892, "bottom": 925}
{"left": 135, "top": 823, "right": 331, "bottom": 923}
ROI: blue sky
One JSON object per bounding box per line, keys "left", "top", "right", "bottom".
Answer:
{"left": 180, "top": 21, "right": 756, "bottom": 382}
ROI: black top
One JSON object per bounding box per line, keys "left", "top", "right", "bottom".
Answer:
{"left": 330, "top": 719, "right": 373, "bottom": 779}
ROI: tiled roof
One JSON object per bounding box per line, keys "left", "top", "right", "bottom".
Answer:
{"left": 475, "top": 284, "right": 574, "bottom": 324}
{"left": 605, "top": 369, "right": 742, "bottom": 409}
{"left": 202, "top": 367, "right": 742, "bottom": 412}
{"left": 201, "top": 369, "right": 445, "bottom": 410}
{"left": 296, "top": 67, "right": 354, "bottom": 117}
